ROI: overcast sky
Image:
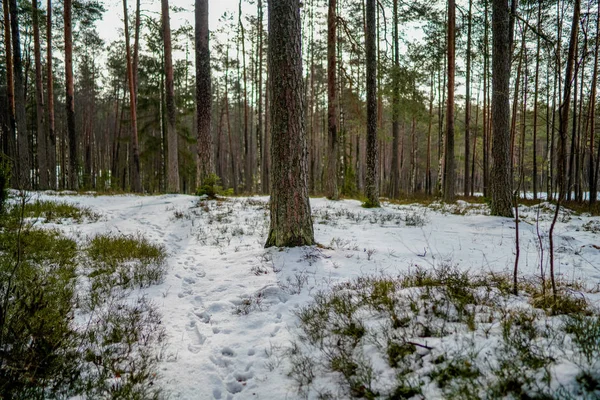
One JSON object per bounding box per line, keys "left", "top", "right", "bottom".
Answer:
{"left": 97, "top": 0, "right": 250, "bottom": 45}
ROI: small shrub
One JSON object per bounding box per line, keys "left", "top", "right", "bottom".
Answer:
{"left": 196, "top": 173, "right": 230, "bottom": 199}
{"left": 405, "top": 211, "right": 428, "bottom": 227}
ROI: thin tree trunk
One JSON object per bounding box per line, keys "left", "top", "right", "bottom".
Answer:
{"left": 46, "top": 0, "right": 56, "bottom": 189}
{"left": 443, "top": 0, "right": 456, "bottom": 202}
{"left": 32, "top": 0, "right": 47, "bottom": 189}
{"left": 162, "top": 0, "right": 180, "bottom": 193}
{"left": 64, "top": 0, "right": 77, "bottom": 190}
{"left": 325, "top": 0, "right": 339, "bottom": 200}
{"left": 532, "top": 1, "right": 542, "bottom": 200}
{"left": 9, "top": 0, "right": 30, "bottom": 189}
{"left": 265, "top": 0, "right": 314, "bottom": 248}
{"left": 390, "top": 0, "right": 400, "bottom": 199}
{"left": 589, "top": 1, "right": 599, "bottom": 204}
{"left": 123, "top": 0, "right": 142, "bottom": 192}
{"left": 464, "top": 0, "right": 472, "bottom": 196}
{"left": 557, "top": 0, "right": 580, "bottom": 200}
{"left": 239, "top": 0, "right": 252, "bottom": 193}
{"left": 2, "top": 0, "right": 16, "bottom": 176}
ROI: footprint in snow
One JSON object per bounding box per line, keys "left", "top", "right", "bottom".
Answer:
{"left": 185, "top": 321, "right": 206, "bottom": 354}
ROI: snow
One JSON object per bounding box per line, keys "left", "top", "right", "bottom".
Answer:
{"left": 30, "top": 192, "right": 600, "bottom": 399}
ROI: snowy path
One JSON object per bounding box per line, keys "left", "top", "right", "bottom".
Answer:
{"left": 37, "top": 193, "right": 600, "bottom": 399}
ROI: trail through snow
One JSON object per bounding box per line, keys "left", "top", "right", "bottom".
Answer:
{"left": 35, "top": 193, "right": 600, "bottom": 399}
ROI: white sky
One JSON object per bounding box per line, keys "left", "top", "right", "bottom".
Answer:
{"left": 97, "top": 0, "right": 249, "bottom": 45}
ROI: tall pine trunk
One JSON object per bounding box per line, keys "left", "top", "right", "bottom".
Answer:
{"left": 558, "top": 0, "right": 580, "bottom": 200}
{"left": 490, "top": 0, "right": 513, "bottom": 217}
{"left": 443, "top": 0, "right": 456, "bottom": 202}
{"left": 162, "top": 0, "right": 180, "bottom": 193}
{"left": 33, "top": 0, "right": 47, "bottom": 189}
{"left": 196, "top": 0, "right": 214, "bottom": 185}
{"left": 265, "top": 0, "right": 314, "bottom": 248}
{"left": 325, "top": 0, "right": 339, "bottom": 200}
{"left": 46, "top": 0, "right": 56, "bottom": 189}
{"left": 364, "top": 0, "right": 379, "bottom": 207}
{"left": 390, "top": 0, "right": 400, "bottom": 199}
{"left": 123, "top": 0, "right": 142, "bottom": 192}
{"left": 64, "top": 0, "right": 77, "bottom": 190}
{"left": 9, "top": 0, "right": 30, "bottom": 189}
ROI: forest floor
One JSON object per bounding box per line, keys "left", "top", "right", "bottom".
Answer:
{"left": 32, "top": 192, "right": 600, "bottom": 399}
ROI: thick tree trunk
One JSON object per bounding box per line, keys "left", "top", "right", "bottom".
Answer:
{"left": 196, "top": 0, "right": 214, "bottom": 185}
{"left": 123, "top": 0, "right": 142, "bottom": 192}
{"left": 557, "top": 0, "right": 580, "bottom": 200}
{"left": 325, "top": 0, "right": 339, "bottom": 200}
{"left": 490, "top": 0, "right": 513, "bottom": 217}
{"left": 64, "top": 0, "right": 78, "bottom": 190}
{"left": 9, "top": 0, "right": 30, "bottom": 189}
{"left": 46, "top": 0, "right": 56, "bottom": 189}
{"left": 265, "top": 0, "right": 314, "bottom": 248}
{"left": 364, "top": 0, "right": 379, "bottom": 207}
{"left": 162, "top": 0, "right": 180, "bottom": 193}
{"left": 443, "top": 0, "right": 456, "bottom": 202}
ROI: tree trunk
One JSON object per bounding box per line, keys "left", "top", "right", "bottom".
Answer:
{"left": 64, "top": 0, "right": 77, "bottom": 190}
{"left": 9, "top": 0, "right": 30, "bottom": 189}
{"left": 443, "top": 0, "right": 456, "bottom": 202}
{"left": 3, "top": 0, "right": 16, "bottom": 183}
{"left": 589, "top": 1, "right": 599, "bottom": 204}
{"left": 390, "top": 0, "right": 400, "bottom": 199}
{"left": 532, "top": 1, "right": 542, "bottom": 200}
{"left": 162, "top": 0, "right": 180, "bottom": 193}
{"left": 325, "top": 0, "right": 339, "bottom": 200}
{"left": 32, "top": 0, "right": 47, "bottom": 189}
{"left": 490, "top": 0, "right": 513, "bottom": 217}
{"left": 265, "top": 0, "right": 314, "bottom": 248}
{"left": 123, "top": 0, "right": 142, "bottom": 192}
{"left": 364, "top": 0, "right": 379, "bottom": 207}
{"left": 196, "top": 0, "right": 214, "bottom": 185}
{"left": 239, "top": 0, "right": 252, "bottom": 193}
{"left": 557, "top": 0, "right": 580, "bottom": 200}
{"left": 46, "top": 0, "right": 56, "bottom": 189}
{"left": 464, "top": 0, "right": 472, "bottom": 196}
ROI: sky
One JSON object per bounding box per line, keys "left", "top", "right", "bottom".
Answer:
{"left": 98, "top": 0, "right": 251, "bottom": 45}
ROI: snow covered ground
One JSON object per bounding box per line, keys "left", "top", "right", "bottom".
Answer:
{"left": 33, "top": 193, "right": 600, "bottom": 399}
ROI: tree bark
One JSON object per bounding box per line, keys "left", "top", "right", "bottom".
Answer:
{"left": 46, "top": 0, "right": 56, "bottom": 189}
{"left": 325, "top": 0, "right": 339, "bottom": 200}
{"left": 265, "top": 0, "right": 314, "bottom": 248}
{"left": 557, "top": 0, "right": 580, "bottom": 200}
{"left": 364, "top": 0, "right": 379, "bottom": 207}
{"left": 464, "top": 0, "right": 472, "bottom": 196}
{"left": 32, "top": 0, "right": 47, "bottom": 189}
{"left": 443, "top": 0, "right": 456, "bottom": 202}
{"left": 162, "top": 0, "right": 180, "bottom": 193}
{"left": 9, "top": 0, "right": 31, "bottom": 189}
{"left": 123, "top": 0, "right": 142, "bottom": 192}
{"left": 490, "top": 0, "right": 513, "bottom": 217}
{"left": 196, "top": 0, "right": 214, "bottom": 185}
{"left": 3, "top": 0, "right": 16, "bottom": 181}
{"left": 589, "top": 1, "right": 599, "bottom": 204}
{"left": 64, "top": 0, "right": 77, "bottom": 190}
{"left": 390, "top": 0, "right": 400, "bottom": 199}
